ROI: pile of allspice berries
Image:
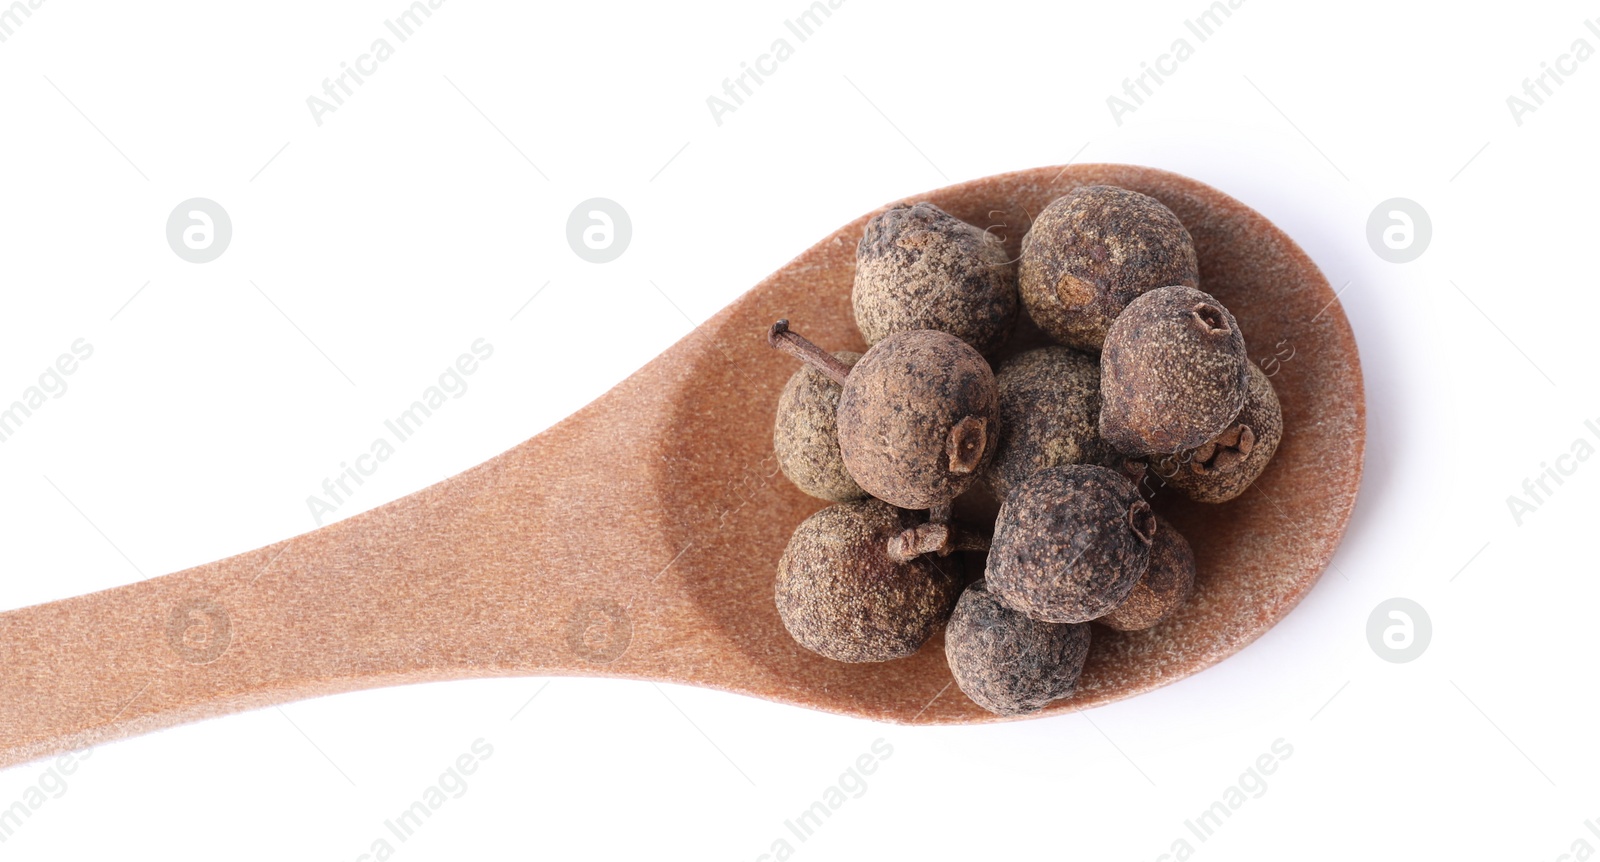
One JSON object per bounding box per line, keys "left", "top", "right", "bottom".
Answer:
{"left": 768, "top": 186, "right": 1282, "bottom": 716}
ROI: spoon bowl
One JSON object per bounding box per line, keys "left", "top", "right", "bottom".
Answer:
{"left": 0, "top": 164, "right": 1363, "bottom": 768}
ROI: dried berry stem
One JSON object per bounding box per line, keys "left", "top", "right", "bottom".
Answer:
{"left": 1127, "top": 499, "right": 1157, "bottom": 545}
{"left": 946, "top": 528, "right": 991, "bottom": 554}
{"left": 1192, "top": 423, "right": 1255, "bottom": 474}
{"left": 887, "top": 521, "right": 990, "bottom": 561}
{"left": 1191, "top": 302, "right": 1230, "bottom": 335}
{"left": 946, "top": 415, "right": 989, "bottom": 474}
{"left": 768, "top": 320, "right": 852, "bottom": 386}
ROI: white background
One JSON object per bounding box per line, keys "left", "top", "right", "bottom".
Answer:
{"left": 1, "top": 0, "right": 1597, "bottom": 858}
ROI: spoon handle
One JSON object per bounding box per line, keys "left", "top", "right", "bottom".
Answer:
{"left": 0, "top": 375, "right": 683, "bottom": 769}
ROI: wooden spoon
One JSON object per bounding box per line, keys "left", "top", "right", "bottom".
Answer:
{"left": 0, "top": 164, "right": 1363, "bottom": 769}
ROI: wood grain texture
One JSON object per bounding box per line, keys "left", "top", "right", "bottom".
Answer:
{"left": 0, "top": 164, "right": 1363, "bottom": 768}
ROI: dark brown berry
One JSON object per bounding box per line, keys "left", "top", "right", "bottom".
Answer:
{"left": 853, "top": 202, "right": 1018, "bottom": 355}
{"left": 1019, "top": 186, "right": 1199, "bottom": 351}
{"left": 1150, "top": 361, "right": 1284, "bottom": 503}
{"left": 986, "top": 465, "right": 1154, "bottom": 623}
{"left": 1099, "top": 285, "right": 1249, "bottom": 456}
{"left": 769, "top": 322, "right": 999, "bottom": 511}
{"left": 981, "top": 346, "right": 1127, "bottom": 500}
{"left": 945, "top": 579, "right": 1092, "bottom": 716}
{"left": 838, "top": 330, "right": 999, "bottom": 509}
{"left": 1097, "top": 515, "right": 1195, "bottom": 631}
{"left": 774, "top": 351, "right": 867, "bottom": 502}
{"left": 775, "top": 499, "right": 963, "bottom": 662}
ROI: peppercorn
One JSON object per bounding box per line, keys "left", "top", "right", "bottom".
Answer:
{"left": 1096, "top": 515, "right": 1195, "bottom": 631}
{"left": 1099, "top": 285, "right": 1249, "bottom": 456}
{"left": 1018, "top": 186, "right": 1199, "bottom": 351}
{"left": 769, "top": 322, "right": 999, "bottom": 511}
{"left": 981, "top": 345, "right": 1127, "bottom": 500}
{"left": 853, "top": 202, "right": 1018, "bottom": 356}
{"left": 1149, "top": 361, "right": 1284, "bottom": 503}
{"left": 774, "top": 350, "right": 867, "bottom": 503}
{"left": 945, "top": 578, "right": 1092, "bottom": 715}
{"left": 775, "top": 499, "right": 964, "bottom": 662}
{"left": 986, "top": 465, "right": 1155, "bottom": 623}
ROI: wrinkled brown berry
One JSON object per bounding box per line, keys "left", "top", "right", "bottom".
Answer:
{"left": 981, "top": 346, "right": 1127, "bottom": 500}
{"left": 1019, "top": 186, "right": 1199, "bottom": 351}
{"left": 774, "top": 351, "right": 867, "bottom": 503}
{"left": 769, "top": 322, "right": 999, "bottom": 511}
{"left": 1099, "top": 285, "right": 1249, "bottom": 456}
{"left": 1150, "top": 361, "right": 1284, "bottom": 503}
{"left": 775, "top": 499, "right": 963, "bottom": 662}
{"left": 853, "top": 202, "right": 1017, "bottom": 355}
{"left": 945, "top": 579, "right": 1092, "bottom": 715}
{"left": 838, "top": 330, "right": 998, "bottom": 509}
{"left": 1097, "top": 515, "right": 1195, "bottom": 631}
{"left": 987, "top": 465, "right": 1155, "bottom": 623}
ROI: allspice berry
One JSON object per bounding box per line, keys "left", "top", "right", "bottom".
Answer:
{"left": 987, "top": 465, "right": 1155, "bottom": 624}
{"left": 981, "top": 345, "right": 1125, "bottom": 500}
{"left": 776, "top": 499, "right": 963, "bottom": 663}
{"left": 1099, "top": 285, "right": 1249, "bottom": 456}
{"left": 1097, "top": 515, "right": 1195, "bottom": 631}
{"left": 774, "top": 351, "right": 867, "bottom": 502}
{"left": 853, "top": 202, "right": 1018, "bottom": 356}
{"left": 770, "top": 322, "right": 999, "bottom": 511}
{"left": 1150, "top": 361, "right": 1284, "bottom": 503}
{"left": 945, "top": 579, "right": 1092, "bottom": 716}
{"left": 1018, "top": 186, "right": 1199, "bottom": 351}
